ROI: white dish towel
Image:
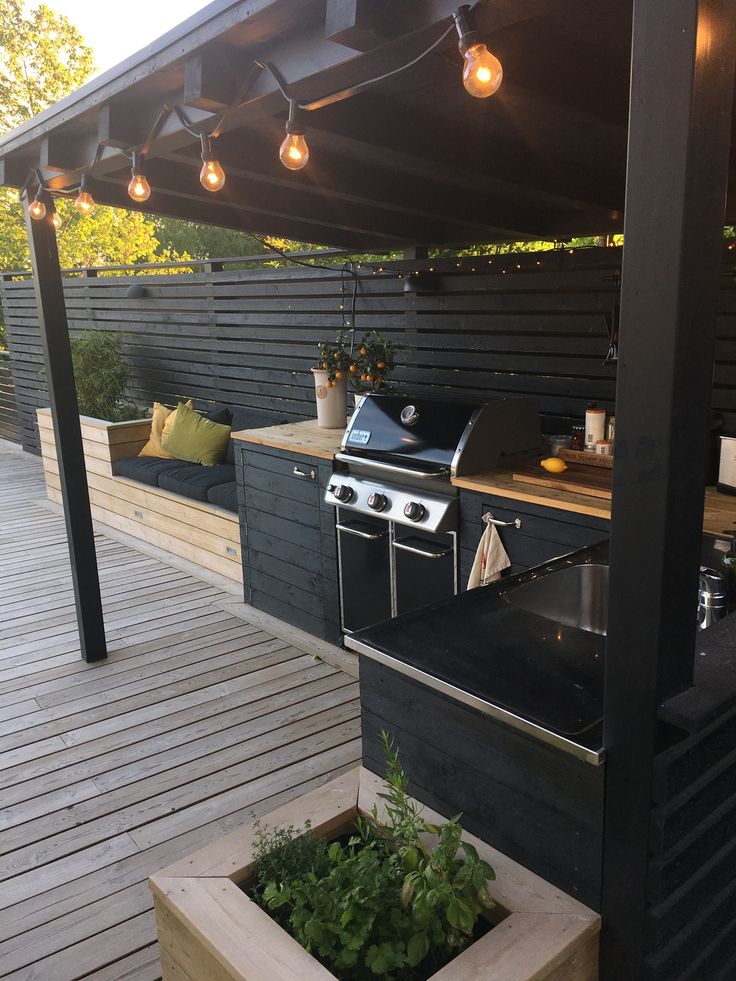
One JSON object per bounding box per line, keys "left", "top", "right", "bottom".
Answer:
{"left": 467, "top": 516, "right": 511, "bottom": 589}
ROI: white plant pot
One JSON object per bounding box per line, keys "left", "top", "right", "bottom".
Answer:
{"left": 312, "top": 368, "right": 347, "bottom": 428}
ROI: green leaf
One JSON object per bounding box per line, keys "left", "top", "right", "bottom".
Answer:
{"left": 407, "top": 931, "right": 429, "bottom": 967}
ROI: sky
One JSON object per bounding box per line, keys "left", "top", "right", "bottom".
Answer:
{"left": 39, "top": 0, "right": 212, "bottom": 76}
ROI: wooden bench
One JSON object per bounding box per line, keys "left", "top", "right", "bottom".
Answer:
{"left": 37, "top": 408, "right": 243, "bottom": 584}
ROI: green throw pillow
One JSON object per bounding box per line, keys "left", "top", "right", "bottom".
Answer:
{"left": 162, "top": 402, "right": 231, "bottom": 467}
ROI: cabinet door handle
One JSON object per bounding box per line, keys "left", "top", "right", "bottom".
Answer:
{"left": 293, "top": 466, "right": 316, "bottom": 480}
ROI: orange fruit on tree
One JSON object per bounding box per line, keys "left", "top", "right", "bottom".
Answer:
{"left": 360, "top": 346, "right": 368, "bottom": 355}
{"left": 365, "top": 374, "right": 373, "bottom": 382}
{"left": 377, "top": 361, "right": 385, "bottom": 369}
{"left": 335, "top": 370, "right": 343, "bottom": 379}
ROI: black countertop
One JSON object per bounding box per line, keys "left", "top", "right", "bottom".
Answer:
{"left": 350, "top": 536, "right": 736, "bottom": 761}
{"left": 348, "top": 542, "right": 609, "bottom": 764}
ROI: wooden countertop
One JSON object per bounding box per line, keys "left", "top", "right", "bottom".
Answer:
{"left": 232, "top": 418, "right": 345, "bottom": 461}
{"left": 452, "top": 469, "right": 736, "bottom": 537}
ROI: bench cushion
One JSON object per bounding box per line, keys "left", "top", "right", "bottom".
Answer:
{"left": 158, "top": 463, "right": 236, "bottom": 503}
{"left": 114, "top": 456, "right": 184, "bottom": 486}
{"left": 206, "top": 481, "right": 238, "bottom": 513}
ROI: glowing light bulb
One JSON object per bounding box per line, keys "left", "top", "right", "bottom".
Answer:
{"left": 462, "top": 43, "right": 503, "bottom": 98}
{"left": 29, "top": 196, "right": 46, "bottom": 221}
{"left": 51, "top": 209, "right": 62, "bottom": 229}
{"left": 200, "top": 158, "right": 225, "bottom": 192}
{"left": 74, "top": 190, "right": 95, "bottom": 214}
{"left": 279, "top": 132, "right": 309, "bottom": 171}
{"left": 128, "top": 172, "right": 151, "bottom": 203}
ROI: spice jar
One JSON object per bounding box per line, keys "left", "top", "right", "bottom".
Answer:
{"left": 571, "top": 424, "right": 585, "bottom": 451}
{"left": 585, "top": 408, "right": 606, "bottom": 450}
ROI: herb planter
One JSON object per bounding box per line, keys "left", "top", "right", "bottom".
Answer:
{"left": 149, "top": 767, "right": 600, "bottom": 981}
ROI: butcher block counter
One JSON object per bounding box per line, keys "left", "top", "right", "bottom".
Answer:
{"left": 231, "top": 418, "right": 345, "bottom": 460}
{"left": 452, "top": 469, "right": 736, "bottom": 538}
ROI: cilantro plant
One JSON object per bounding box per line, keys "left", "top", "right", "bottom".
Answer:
{"left": 252, "top": 732, "right": 496, "bottom": 980}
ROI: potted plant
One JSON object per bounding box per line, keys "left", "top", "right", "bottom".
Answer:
{"left": 349, "top": 330, "right": 398, "bottom": 404}
{"left": 150, "top": 737, "right": 600, "bottom": 981}
{"left": 312, "top": 332, "right": 351, "bottom": 428}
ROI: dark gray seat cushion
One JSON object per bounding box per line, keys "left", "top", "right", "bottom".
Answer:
{"left": 113, "top": 456, "right": 183, "bottom": 487}
{"left": 206, "top": 481, "right": 238, "bottom": 513}
{"left": 226, "top": 408, "right": 279, "bottom": 464}
{"left": 158, "top": 463, "right": 236, "bottom": 503}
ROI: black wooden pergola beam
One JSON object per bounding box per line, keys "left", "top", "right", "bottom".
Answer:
{"left": 602, "top": 0, "right": 736, "bottom": 974}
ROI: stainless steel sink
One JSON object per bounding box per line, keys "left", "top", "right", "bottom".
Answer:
{"left": 504, "top": 563, "right": 609, "bottom": 636}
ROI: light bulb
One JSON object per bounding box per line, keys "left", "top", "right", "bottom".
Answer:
{"left": 74, "top": 190, "right": 95, "bottom": 214}
{"left": 279, "top": 132, "right": 309, "bottom": 171}
{"left": 29, "top": 196, "right": 46, "bottom": 220}
{"left": 128, "top": 173, "right": 151, "bottom": 202}
{"left": 51, "top": 210, "right": 62, "bottom": 229}
{"left": 200, "top": 158, "right": 225, "bottom": 192}
{"left": 462, "top": 43, "right": 502, "bottom": 98}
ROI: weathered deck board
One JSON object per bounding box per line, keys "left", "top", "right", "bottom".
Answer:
{"left": 0, "top": 441, "right": 360, "bottom": 980}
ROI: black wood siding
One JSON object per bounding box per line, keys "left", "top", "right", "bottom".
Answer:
{"left": 237, "top": 443, "right": 340, "bottom": 643}
{"left": 360, "top": 656, "right": 605, "bottom": 911}
{"left": 2, "top": 246, "right": 734, "bottom": 455}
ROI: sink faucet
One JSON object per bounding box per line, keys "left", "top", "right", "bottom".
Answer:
{"left": 697, "top": 568, "right": 727, "bottom": 631}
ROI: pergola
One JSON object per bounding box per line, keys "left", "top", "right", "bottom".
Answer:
{"left": 0, "top": 0, "right": 734, "bottom": 977}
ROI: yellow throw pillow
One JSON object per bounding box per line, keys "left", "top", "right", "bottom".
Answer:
{"left": 138, "top": 400, "right": 192, "bottom": 458}
{"left": 162, "top": 402, "right": 231, "bottom": 467}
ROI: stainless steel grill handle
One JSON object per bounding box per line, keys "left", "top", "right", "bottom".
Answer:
{"left": 392, "top": 540, "right": 453, "bottom": 559}
{"left": 334, "top": 452, "right": 448, "bottom": 480}
{"left": 292, "top": 466, "right": 316, "bottom": 480}
{"left": 336, "top": 523, "right": 388, "bottom": 541}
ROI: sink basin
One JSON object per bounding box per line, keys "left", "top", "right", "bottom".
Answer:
{"left": 504, "top": 563, "right": 609, "bottom": 636}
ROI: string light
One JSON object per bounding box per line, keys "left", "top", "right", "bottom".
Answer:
{"left": 28, "top": 190, "right": 47, "bottom": 221}
{"left": 74, "top": 174, "right": 95, "bottom": 214}
{"left": 279, "top": 100, "right": 309, "bottom": 171}
{"left": 454, "top": 5, "right": 503, "bottom": 99}
{"left": 199, "top": 135, "right": 226, "bottom": 191}
{"left": 29, "top": 6, "right": 505, "bottom": 221}
{"left": 128, "top": 152, "right": 151, "bottom": 202}
{"left": 49, "top": 200, "right": 62, "bottom": 229}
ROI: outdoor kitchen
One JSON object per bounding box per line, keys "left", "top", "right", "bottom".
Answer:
{"left": 0, "top": 0, "right": 735, "bottom": 978}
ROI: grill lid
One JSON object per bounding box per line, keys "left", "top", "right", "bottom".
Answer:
{"left": 342, "top": 394, "right": 478, "bottom": 469}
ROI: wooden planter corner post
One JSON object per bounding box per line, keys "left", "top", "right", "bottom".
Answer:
{"left": 150, "top": 768, "right": 600, "bottom": 981}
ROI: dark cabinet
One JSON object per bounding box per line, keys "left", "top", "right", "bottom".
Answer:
{"left": 236, "top": 444, "right": 340, "bottom": 643}
{"left": 459, "top": 489, "right": 610, "bottom": 588}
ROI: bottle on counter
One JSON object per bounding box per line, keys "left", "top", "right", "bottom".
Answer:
{"left": 585, "top": 406, "right": 606, "bottom": 451}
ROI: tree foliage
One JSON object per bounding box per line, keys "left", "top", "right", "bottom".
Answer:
{"left": 0, "top": 0, "right": 190, "bottom": 332}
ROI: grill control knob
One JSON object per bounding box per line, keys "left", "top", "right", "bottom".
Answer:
{"left": 403, "top": 501, "right": 425, "bottom": 522}
{"left": 367, "top": 492, "right": 388, "bottom": 512}
{"left": 332, "top": 484, "right": 354, "bottom": 503}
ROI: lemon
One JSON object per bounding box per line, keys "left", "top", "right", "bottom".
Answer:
{"left": 540, "top": 457, "right": 568, "bottom": 473}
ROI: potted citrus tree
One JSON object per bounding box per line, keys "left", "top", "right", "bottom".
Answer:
{"left": 349, "top": 330, "right": 398, "bottom": 402}
{"left": 312, "top": 333, "right": 351, "bottom": 428}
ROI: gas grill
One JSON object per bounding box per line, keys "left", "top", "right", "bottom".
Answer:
{"left": 325, "top": 394, "right": 541, "bottom": 633}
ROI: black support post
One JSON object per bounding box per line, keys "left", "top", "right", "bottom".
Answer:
{"left": 24, "top": 202, "right": 107, "bottom": 662}
{"left": 601, "top": 0, "right": 735, "bottom": 977}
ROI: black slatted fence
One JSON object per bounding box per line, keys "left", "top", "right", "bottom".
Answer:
{"left": 1, "top": 247, "right": 735, "bottom": 455}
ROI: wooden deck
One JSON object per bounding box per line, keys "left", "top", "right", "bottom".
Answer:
{"left": 0, "top": 442, "right": 360, "bottom": 980}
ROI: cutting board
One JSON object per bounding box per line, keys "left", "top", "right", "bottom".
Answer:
{"left": 512, "top": 462, "right": 613, "bottom": 500}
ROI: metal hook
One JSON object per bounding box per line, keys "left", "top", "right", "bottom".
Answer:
{"left": 483, "top": 512, "right": 521, "bottom": 530}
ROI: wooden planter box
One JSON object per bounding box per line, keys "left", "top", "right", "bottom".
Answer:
{"left": 150, "top": 767, "right": 600, "bottom": 981}
{"left": 37, "top": 408, "right": 243, "bottom": 582}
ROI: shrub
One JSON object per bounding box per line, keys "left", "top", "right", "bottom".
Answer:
{"left": 69, "top": 331, "right": 133, "bottom": 421}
